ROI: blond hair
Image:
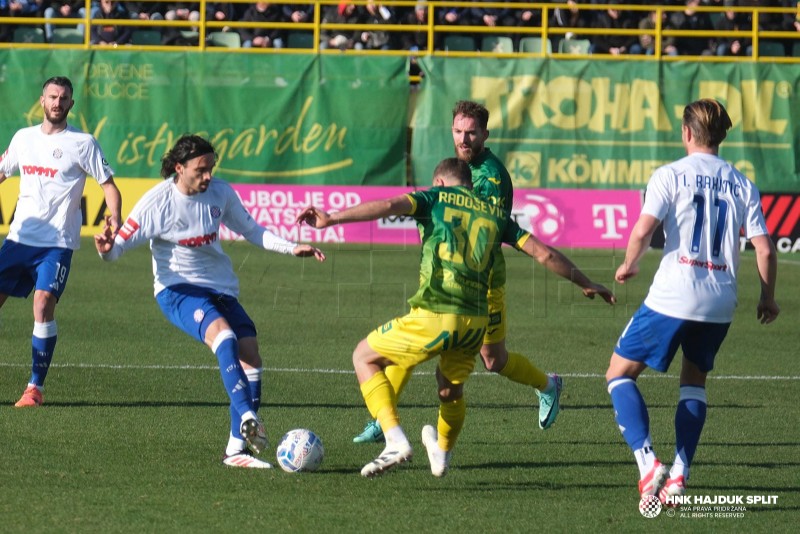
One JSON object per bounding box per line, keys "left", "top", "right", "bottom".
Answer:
{"left": 682, "top": 99, "right": 732, "bottom": 148}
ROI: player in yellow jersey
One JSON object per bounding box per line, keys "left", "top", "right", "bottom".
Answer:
{"left": 297, "top": 158, "right": 614, "bottom": 477}
{"left": 353, "top": 100, "right": 614, "bottom": 444}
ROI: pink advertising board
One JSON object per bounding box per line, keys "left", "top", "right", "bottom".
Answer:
{"left": 224, "top": 185, "right": 642, "bottom": 249}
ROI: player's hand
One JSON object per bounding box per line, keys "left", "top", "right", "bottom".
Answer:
{"left": 94, "top": 218, "right": 115, "bottom": 254}
{"left": 757, "top": 298, "right": 780, "bottom": 324}
{"left": 615, "top": 262, "right": 639, "bottom": 283}
{"left": 582, "top": 283, "right": 616, "bottom": 304}
{"left": 296, "top": 207, "right": 333, "bottom": 229}
{"left": 293, "top": 244, "right": 326, "bottom": 262}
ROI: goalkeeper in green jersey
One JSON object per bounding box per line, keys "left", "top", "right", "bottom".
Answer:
{"left": 297, "top": 158, "right": 614, "bottom": 477}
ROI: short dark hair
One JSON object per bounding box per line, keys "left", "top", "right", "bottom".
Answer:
{"left": 452, "top": 100, "right": 489, "bottom": 130}
{"left": 160, "top": 134, "right": 216, "bottom": 178}
{"left": 683, "top": 99, "right": 732, "bottom": 148}
{"left": 42, "top": 76, "right": 73, "bottom": 97}
{"left": 433, "top": 157, "right": 472, "bottom": 187}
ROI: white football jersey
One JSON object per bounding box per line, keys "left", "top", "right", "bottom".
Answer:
{"left": 642, "top": 152, "right": 768, "bottom": 322}
{"left": 112, "top": 178, "right": 297, "bottom": 297}
{"left": 0, "top": 124, "right": 114, "bottom": 249}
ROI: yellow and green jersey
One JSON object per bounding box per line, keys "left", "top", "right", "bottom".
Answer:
{"left": 405, "top": 186, "right": 522, "bottom": 316}
{"left": 469, "top": 147, "right": 521, "bottom": 289}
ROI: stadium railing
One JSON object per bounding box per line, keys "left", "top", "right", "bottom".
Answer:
{"left": 2, "top": 1, "right": 799, "bottom": 65}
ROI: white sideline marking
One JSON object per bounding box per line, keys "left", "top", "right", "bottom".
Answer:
{"left": 0, "top": 362, "right": 797, "bottom": 380}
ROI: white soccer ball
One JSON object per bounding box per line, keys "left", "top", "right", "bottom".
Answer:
{"left": 517, "top": 194, "right": 565, "bottom": 244}
{"left": 276, "top": 428, "right": 324, "bottom": 473}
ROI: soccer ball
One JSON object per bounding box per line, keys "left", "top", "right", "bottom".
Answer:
{"left": 517, "top": 194, "right": 565, "bottom": 244}
{"left": 276, "top": 429, "right": 324, "bottom": 473}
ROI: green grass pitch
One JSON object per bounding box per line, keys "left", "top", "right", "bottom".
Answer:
{"left": 1, "top": 238, "right": 797, "bottom": 532}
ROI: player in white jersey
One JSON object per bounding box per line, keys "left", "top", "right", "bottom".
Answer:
{"left": 0, "top": 76, "right": 122, "bottom": 408}
{"left": 605, "top": 99, "right": 779, "bottom": 504}
{"left": 94, "top": 135, "right": 325, "bottom": 468}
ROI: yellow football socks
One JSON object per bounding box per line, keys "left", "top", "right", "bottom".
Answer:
{"left": 385, "top": 364, "right": 412, "bottom": 397}
{"left": 499, "top": 351, "right": 549, "bottom": 390}
{"left": 437, "top": 397, "right": 465, "bottom": 451}
{"left": 360, "top": 371, "right": 400, "bottom": 432}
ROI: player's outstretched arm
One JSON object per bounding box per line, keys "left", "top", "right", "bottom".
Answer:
{"left": 296, "top": 195, "right": 413, "bottom": 228}
{"left": 751, "top": 234, "right": 779, "bottom": 324}
{"left": 518, "top": 232, "right": 616, "bottom": 304}
{"left": 616, "top": 214, "right": 660, "bottom": 283}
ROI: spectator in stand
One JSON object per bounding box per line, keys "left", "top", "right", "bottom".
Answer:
{"left": 630, "top": 9, "right": 678, "bottom": 56}
{"left": 161, "top": 2, "right": 200, "bottom": 45}
{"left": 44, "top": 0, "right": 83, "bottom": 42}
{"left": 90, "top": 0, "right": 132, "bottom": 45}
{"left": 1, "top": 0, "right": 43, "bottom": 42}
{"left": 788, "top": 1, "right": 800, "bottom": 56}
{"left": 669, "top": 0, "right": 715, "bottom": 55}
{"left": 128, "top": 1, "right": 165, "bottom": 20}
{"left": 400, "top": 2, "right": 429, "bottom": 53}
{"left": 469, "top": 0, "right": 516, "bottom": 30}
{"left": 320, "top": 2, "right": 361, "bottom": 50}
{"left": 399, "top": 2, "right": 428, "bottom": 77}
{"left": 740, "top": 0, "right": 794, "bottom": 56}
{"left": 206, "top": 2, "right": 235, "bottom": 32}
{"left": 591, "top": 6, "right": 638, "bottom": 55}
{"left": 550, "top": 0, "right": 592, "bottom": 50}
{"left": 714, "top": 0, "right": 751, "bottom": 57}
{"left": 515, "top": 0, "right": 551, "bottom": 50}
{"left": 356, "top": 0, "right": 397, "bottom": 51}
{"left": 435, "top": 1, "right": 474, "bottom": 49}
{"left": 164, "top": 2, "right": 200, "bottom": 26}
{"left": 283, "top": 3, "right": 313, "bottom": 25}
{"left": 239, "top": 1, "right": 285, "bottom": 49}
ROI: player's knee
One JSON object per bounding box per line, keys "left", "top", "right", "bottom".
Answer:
{"left": 352, "top": 338, "right": 372, "bottom": 367}
{"left": 480, "top": 348, "right": 507, "bottom": 373}
{"left": 32, "top": 290, "right": 57, "bottom": 319}
{"left": 438, "top": 384, "right": 463, "bottom": 402}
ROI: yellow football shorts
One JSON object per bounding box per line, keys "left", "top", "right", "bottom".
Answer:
{"left": 484, "top": 285, "right": 506, "bottom": 345}
{"left": 366, "top": 307, "right": 488, "bottom": 384}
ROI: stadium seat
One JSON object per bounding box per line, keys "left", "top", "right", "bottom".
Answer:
{"left": 793, "top": 41, "right": 800, "bottom": 57}
{"left": 51, "top": 28, "right": 84, "bottom": 44}
{"left": 758, "top": 41, "right": 785, "bottom": 57}
{"left": 13, "top": 27, "right": 45, "bottom": 44}
{"left": 558, "top": 38, "right": 591, "bottom": 55}
{"left": 178, "top": 30, "right": 200, "bottom": 45}
{"left": 207, "top": 31, "right": 241, "bottom": 48}
{"left": 481, "top": 36, "right": 513, "bottom": 54}
{"left": 443, "top": 35, "right": 476, "bottom": 52}
{"left": 131, "top": 30, "right": 162, "bottom": 46}
{"left": 519, "top": 37, "right": 552, "bottom": 54}
{"left": 287, "top": 32, "right": 314, "bottom": 49}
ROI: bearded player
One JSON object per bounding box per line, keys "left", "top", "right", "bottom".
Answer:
{"left": 0, "top": 76, "right": 122, "bottom": 407}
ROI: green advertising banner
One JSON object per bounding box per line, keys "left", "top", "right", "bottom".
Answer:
{"left": 413, "top": 57, "right": 800, "bottom": 193}
{"left": 0, "top": 50, "right": 409, "bottom": 185}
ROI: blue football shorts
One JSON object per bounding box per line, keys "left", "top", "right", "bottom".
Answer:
{"left": 155, "top": 283, "right": 257, "bottom": 344}
{"left": 0, "top": 240, "right": 73, "bottom": 300}
{"left": 614, "top": 304, "right": 731, "bottom": 373}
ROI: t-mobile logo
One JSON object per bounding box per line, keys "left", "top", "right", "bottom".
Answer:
{"left": 592, "top": 204, "right": 629, "bottom": 239}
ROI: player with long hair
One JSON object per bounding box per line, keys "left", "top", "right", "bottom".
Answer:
{"left": 94, "top": 134, "right": 325, "bottom": 468}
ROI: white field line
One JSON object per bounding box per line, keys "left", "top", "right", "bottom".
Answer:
{"left": 0, "top": 361, "right": 797, "bottom": 380}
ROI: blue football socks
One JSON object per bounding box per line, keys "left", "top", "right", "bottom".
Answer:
{"left": 30, "top": 321, "right": 58, "bottom": 387}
